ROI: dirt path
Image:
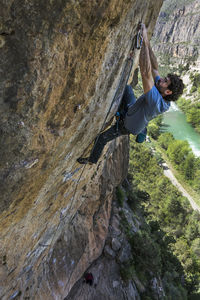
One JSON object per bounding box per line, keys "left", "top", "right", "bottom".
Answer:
{"left": 162, "top": 162, "right": 200, "bottom": 212}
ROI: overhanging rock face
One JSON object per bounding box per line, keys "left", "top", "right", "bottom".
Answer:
{"left": 0, "top": 1, "right": 162, "bottom": 298}
{"left": 153, "top": 0, "right": 200, "bottom": 66}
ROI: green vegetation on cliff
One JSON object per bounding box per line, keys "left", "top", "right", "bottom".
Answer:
{"left": 160, "top": 0, "right": 196, "bottom": 21}
{"left": 177, "top": 97, "right": 200, "bottom": 133}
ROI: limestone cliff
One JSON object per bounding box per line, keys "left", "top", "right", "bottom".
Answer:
{"left": 0, "top": 1, "right": 162, "bottom": 299}
{"left": 152, "top": 0, "right": 200, "bottom": 67}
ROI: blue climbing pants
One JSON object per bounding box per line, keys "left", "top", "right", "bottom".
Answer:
{"left": 89, "top": 122, "right": 128, "bottom": 163}
{"left": 89, "top": 85, "right": 146, "bottom": 163}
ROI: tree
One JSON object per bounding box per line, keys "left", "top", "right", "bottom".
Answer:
{"left": 193, "top": 170, "right": 200, "bottom": 192}
{"left": 148, "top": 115, "right": 163, "bottom": 139}
{"left": 185, "top": 215, "right": 200, "bottom": 242}
{"left": 191, "top": 238, "right": 200, "bottom": 258}
{"left": 167, "top": 140, "right": 191, "bottom": 169}
{"left": 158, "top": 132, "right": 174, "bottom": 150}
{"left": 186, "top": 107, "right": 200, "bottom": 127}
{"left": 184, "top": 153, "right": 196, "bottom": 180}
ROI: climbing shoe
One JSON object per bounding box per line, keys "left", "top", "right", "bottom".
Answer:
{"left": 77, "top": 157, "right": 93, "bottom": 165}
{"left": 136, "top": 127, "right": 147, "bottom": 143}
{"left": 136, "top": 133, "right": 146, "bottom": 143}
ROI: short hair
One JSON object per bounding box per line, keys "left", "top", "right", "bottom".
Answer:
{"left": 165, "top": 74, "right": 184, "bottom": 102}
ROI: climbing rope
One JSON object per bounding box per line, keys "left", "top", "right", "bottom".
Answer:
{"left": 88, "top": 24, "right": 143, "bottom": 159}
{"left": 67, "top": 23, "right": 143, "bottom": 225}
{"left": 40, "top": 23, "right": 143, "bottom": 260}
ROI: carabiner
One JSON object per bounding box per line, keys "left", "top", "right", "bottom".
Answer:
{"left": 136, "top": 22, "right": 143, "bottom": 49}
{"left": 136, "top": 30, "right": 143, "bottom": 49}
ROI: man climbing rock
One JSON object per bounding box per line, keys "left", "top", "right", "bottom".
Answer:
{"left": 77, "top": 24, "right": 184, "bottom": 165}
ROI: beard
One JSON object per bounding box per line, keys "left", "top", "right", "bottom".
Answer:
{"left": 155, "top": 80, "right": 161, "bottom": 92}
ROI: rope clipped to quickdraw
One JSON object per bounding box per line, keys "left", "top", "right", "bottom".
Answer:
{"left": 39, "top": 23, "right": 143, "bottom": 255}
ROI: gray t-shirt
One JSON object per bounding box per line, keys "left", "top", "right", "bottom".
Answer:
{"left": 124, "top": 76, "right": 170, "bottom": 134}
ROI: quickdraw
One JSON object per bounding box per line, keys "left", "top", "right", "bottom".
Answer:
{"left": 136, "top": 22, "right": 143, "bottom": 49}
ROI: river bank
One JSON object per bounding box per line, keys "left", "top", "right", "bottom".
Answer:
{"left": 162, "top": 161, "right": 200, "bottom": 212}
{"left": 151, "top": 139, "right": 200, "bottom": 209}
{"left": 162, "top": 102, "right": 200, "bottom": 157}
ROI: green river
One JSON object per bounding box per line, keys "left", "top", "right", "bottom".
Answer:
{"left": 162, "top": 102, "right": 200, "bottom": 157}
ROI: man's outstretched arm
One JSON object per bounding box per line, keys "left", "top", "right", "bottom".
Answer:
{"left": 139, "top": 25, "right": 154, "bottom": 94}
{"left": 139, "top": 24, "right": 160, "bottom": 80}
{"left": 148, "top": 43, "right": 160, "bottom": 80}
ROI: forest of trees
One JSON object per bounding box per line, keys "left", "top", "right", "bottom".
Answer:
{"left": 158, "top": 132, "right": 200, "bottom": 191}
{"left": 124, "top": 139, "right": 200, "bottom": 299}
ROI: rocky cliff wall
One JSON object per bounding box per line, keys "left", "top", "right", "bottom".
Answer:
{"left": 152, "top": 0, "right": 200, "bottom": 67}
{"left": 0, "top": 1, "right": 162, "bottom": 299}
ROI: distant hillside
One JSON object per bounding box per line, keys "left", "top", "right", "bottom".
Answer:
{"left": 152, "top": 0, "right": 200, "bottom": 131}
{"left": 152, "top": 0, "right": 200, "bottom": 70}
{"left": 159, "top": 0, "right": 196, "bottom": 21}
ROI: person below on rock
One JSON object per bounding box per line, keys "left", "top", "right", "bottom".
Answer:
{"left": 77, "top": 24, "right": 184, "bottom": 165}
{"left": 84, "top": 272, "right": 94, "bottom": 286}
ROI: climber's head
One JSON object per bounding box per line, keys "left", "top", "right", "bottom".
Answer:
{"left": 156, "top": 74, "right": 184, "bottom": 101}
